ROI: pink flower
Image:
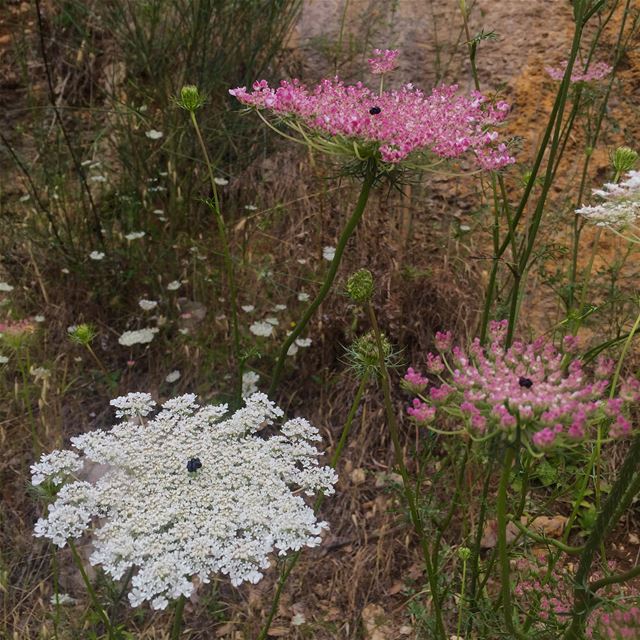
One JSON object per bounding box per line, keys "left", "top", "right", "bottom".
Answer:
{"left": 403, "top": 367, "right": 429, "bottom": 393}
{"left": 368, "top": 49, "right": 399, "bottom": 75}
{"left": 404, "top": 326, "right": 637, "bottom": 448}
{"left": 407, "top": 398, "right": 435, "bottom": 423}
{"left": 434, "top": 330, "right": 453, "bottom": 352}
{"left": 230, "top": 78, "right": 513, "bottom": 169}
{"left": 545, "top": 60, "right": 612, "bottom": 83}
{"left": 426, "top": 352, "right": 444, "bottom": 374}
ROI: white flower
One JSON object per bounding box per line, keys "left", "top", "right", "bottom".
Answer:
{"left": 110, "top": 392, "right": 156, "bottom": 418}
{"left": 165, "top": 370, "right": 181, "bottom": 383}
{"left": 576, "top": 170, "right": 640, "bottom": 234}
{"left": 265, "top": 316, "right": 279, "bottom": 326}
{"left": 50, "top": 593, "right": 77, "bottom": 606}
{"left": 19, "top": 194, "right": 31, "bottom": 202}
{"left": 0, "top": 282, "right": 14, "bottom": 292}
{"left": 0, "top": 355, "right": 8, "bottom": 364}
{"left": 213, "top": 177, "right": 229, "bottom": 186}
{"left": 295, "top": 338, "right": 312, "bottom": 348}
{"left": 273, "top": 304, "right": 287, "bottom": 312}
{"left": 241, "top": 371, "right": 260, "bottom": 397}
{"left": 297, "top": 292, "right": 310, "bottom": 302}
{"left": 34, "top": 315, "right": 45, "bottom": 323}
{"left": 167, "top": 281, "right": 181, "bottom": 291}
{"left": 287, "top": 343, "right": 299, "bottom": 356}
{"left": 249, "top": 321, "right": 273, "bottom": 337}
{"left": 125, "top": 231, "right": 145, "bottom": 241}
{"left": 241, "top": 305, "right": 255, "bottom": 313}
{"left": 138, "top": 299, "right": 158, "bottom": 311}
{"left": 89, "top": 251, "right": 105, "bottom": 261}
{"left": 118, "top": 328, "right": 158, "bottom": 346}
{"left": 459, "top": 224, "right": 471, "bottom": 232}
{"left": 90, "top": 175, "right": 107, "bottom": 183}
{"left": 32, "top": 393, "right": 337, "bottom": 609}
{"left": 244, "top": 204, "right": 258, "bottom": 211}
{"left": 322, "top": 246, "right": 336, "bottom": 261}
{"left": 145, "top": 130, "right": 163, "bottom": 140}
{"left": 31, "top": 450, "right": 83, "bottom": 486}
{"left": 297, "top": 259, "right": 307, "bottom": 265}
{"left": 153, "top": 209, "right": 164, "bottom": 215}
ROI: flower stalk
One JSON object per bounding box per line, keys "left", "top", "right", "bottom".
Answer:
{"left": 268, "top": 160, "right": 378, "bottom": 395}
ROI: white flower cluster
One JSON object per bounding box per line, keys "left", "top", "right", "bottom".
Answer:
{"left": 32, "top": 393, "right": 337, "bottom": 610}
{"left": 110, "top": 392, "right": 156, "bottom": 418}
{"left": 118, "top": 327, "right": 159, "bottom": 346}
{"left": 576, "top": 170, "right": 640, "bottom": 233}
{"left": 31, "top": 450, "right": 84, "bottom": 486}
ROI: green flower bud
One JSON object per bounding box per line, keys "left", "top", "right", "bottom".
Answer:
{"left": 346, "top": 330, "right": 393, "bottom": 379}
{"left": 176, "top": 85, "right": 205, "bottom": 112}
{"left": 611, "top": 146, "right": 638, "bottom": 175}
{"left": 68, "top": 323, "right": 96, "bottom": 346}
{"left": 458, "top": 546, "right": 471, "bottom": 561}
{"left": 346, "top": 269, "right": 374, "bottom": 303}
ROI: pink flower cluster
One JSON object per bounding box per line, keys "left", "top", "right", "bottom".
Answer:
{"left": 368, "top": 49, "right": 399, "bottom": 75}
{"left": 514, "top": 558, "right": 571, "bottom": 624}
{"left": 229, "top": 77, "right": 513, "bottom": 169}
{"left": 589, "top": 607, "right": 640, "bottom": 639}
{"left": 546, "top": 60, "right": 612, "bottom": 83}
{"left": 404, "top": 321, "right": 638, "bottom": 449}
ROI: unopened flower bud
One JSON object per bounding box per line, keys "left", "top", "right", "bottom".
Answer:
{"left": 346, "top": 269, "right": 374, "bottom": 303}
{"left": 177, "top": 85, "right": 205, "bottom": 112}
{"left": 68, "top": 323, "right": 96, "bottom": 346}
{"left": 611, "top": 146, "right": 638, "bottom": 175}
{"left": 458, "top": 546, "right": 471, "bottom": 561}
{"left": 347, "top": 330, "right": 393, "bottom": 378}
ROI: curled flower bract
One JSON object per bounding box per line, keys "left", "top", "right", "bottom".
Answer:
{"left": 32, "top": 393, "right": 337, "bottom": 610}
{"left": 230, "top": 77, "right": 513, "bottom": 170}
{"left": 406, "top": 321, "right": 638, "bottom": 449}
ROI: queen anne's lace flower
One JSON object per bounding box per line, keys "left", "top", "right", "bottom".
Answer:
{"left": 545, "top": 60, "right": 612, "bottom": 83}
{"left": 576, "top": 170, "right": 640, "bottom": 237}
{"left": 31, "top": 450, "right": 84, "bottom": 486}
{"left": 230, "top": 72, "right": 513, "bottom": 169}
{"left": 118, "top": 328, "right": 158, "bottom": 346}
{"left": 406, "top": 321, "right": 638, "bottom": 449}
{"left": 110, "top": 392, "right": 156, "bottom": 417}
{"left": 32, "top": 393, "right": 337, "bottom": 609}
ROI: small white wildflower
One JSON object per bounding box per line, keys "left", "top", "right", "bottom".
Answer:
{"left": 273, "top": 304, "right": 287, "bottom": 312}
{"left": 118, "top": 327, "right": 158, "bottom": 346}
{"left": 167, "top": 281, "right": 181, "bottom": 291}
{"left": 33, "top": 393, "right": 336, "bottom": 608}
{"left": 241, "top": 371, "right": 260, "bottom": 397}
{"left": 244, "top": 204, "right": 258, "bottom": 211}
{"left": 67, "top": 325, "right": 77, "bottom": 334}
{"left": 241, "top": 305, "right": 255, "bottom": 313}
{"left": 459, "top": 224, "right": 471, "bottom": 232}
{"left": 287, "top": 343, "right": 299, "bottom": 356}
{"left": 297, "top": 292, "right": 310, "bottom": 302}
{"left": 179, "top": 328, "right": 190, "bottom": 335}
{"left": 89, "top": 251, "right": 105, "bottom": 261}
{"left": 31, "top": 450, "right": 83, "bottom": 486}
{"left": 138, "top": 299, "right": 158, "bottom": 311}
{"left": 265, "top": 316, "right": 279, "bottom": 326}
{"left": 153, "top": 209, "right": 164, "bottom": 215}
{"left": 110, "top": 392, "right": 156, "bottom": 418}
{"left": 249, "top": 321, "right": 273, "bottom": 337}
{"left": 124, "top": 231, "right": 145, "bottom": 241}
{"left": 297, "top": 259, "right": 307, "bottom": 265}
{"left": 50, "top": 593, "right": 77, "bottom": 606}
{"left": 61, "top": 268, "right": 70, "bottom": 274}
{"left": 145, "top": 129, "right": 163, "bottom": 140}
{"left": 322, "top": 246, "right": 336, "bottom": 261}
{"left": 0, "top": 355, "right": 9, "bottom": 364}
{"left": 90, "top": 175, "right": 107, "bottom": 183}
{"left": 295, "top": 338, "right": 312, "bottom": 348}
{"left": 291, "top": 612, "right": 306, "bottom": 626}
{"left": 213, "top": 177, "right": 229, "bottom": 186}
{"left": 165, "top": 370, "right": 181, "bottom": 383}
{"left": 34, "top": 315, "right": 45, "bottom": 323}
{"left": 0, "top": 282, "right": 14, "bottom": 292}
{"left": 19, "top": 194, "right": 31, "bottom": 202}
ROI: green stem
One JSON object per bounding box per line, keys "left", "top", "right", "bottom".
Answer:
{"left": 366, "top": 302, "right": 446, "bottom": 639}
{"left": 171, "top": 594, "right": 186, "bottom": 640}
{"left": 563, "top": 435, "right": 640, "bottom": 639}
{"left": 457, "top": 552, "right": 469, "bottom": 640}
{"left": 68, "top": 540, "right": 114, "bottom": 638}
{"left": 591, "top": 563, "right": 640, "bottom": 592}
{"left": 610, "top": 298, "right": 640, "bottom": 396}
{"left": 268, "top": 161, "right": 377, "bottom": 396}
{"left": 511, "top": 520, "right": 584, "bottom": 555}
{"left": 496, "top": 445, "right": 526, "bottom": 639}
{"left": 257, "top": 374, "right": 368, "bottom": 640}
{"left": 189, "top": 111, "right": 242, "bottom": 405}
